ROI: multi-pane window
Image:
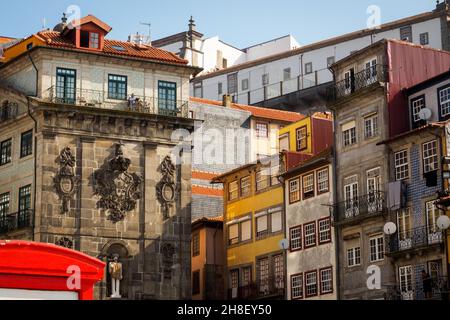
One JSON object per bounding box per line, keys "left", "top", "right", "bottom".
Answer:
{"left": 0, "top": 139, "right": 12, "bottom": 165}
{"left": 411, "top": 96, "right": 425, "bottom": 124}
{"left": 230, "top": 269, "right": 239, "bottom": 291}
{"left": 305, "top": 62, "right": 313, "bottom": 75}
{"left": 20, "top": 130, "right": 33, "bottom": 158}
{"left": 256, "top": 168, "right": 270, "bottom": 191}
{"left": 302, "top": 174, "right": 315, "bottom": 199}
{"left": 364, "top": 114, "right": 378, "bottom": 139}
{"left": 318, "top": 218, "right": 331, "bottom": 244}
{"left": 291, "top": 274, "right": 303, "bottom": 299}
{"left": 399, "top": 265, "right": 413, "bottom": 294}
{"left": 192, "top": 232, "right": 200, "bottom": 257}
{"left": 369, "top": 235, "right": 384, "bottom": 262}
{"left": 317, "top": 168, "right": 329, "bottom": 194}
{"left": 274, "top": 254, "right": 284, "bottom": 289}
{"left": 304, "top": 222, "right": 317, "bottom": 248}
{"left": 256, "top": 122, "right": 268, "bottom": 138}
{"left": 90, "top": 32, "right": 100, "bottom": 49}
{"left": 242, "top": 267, "right": 252, "bottom": 288}
{"left": 423, "top": 140, "right": 438, "bottom": 173}
{"left": 108, "top": 74, "right": 127, "bottom": 100}
{"left": 347, "top": 247, "right": 361, "bottom": 267}
{"left": 426, "top": 201, "right": 442, "bottom": 235}
{"left": 365, "top": 59, "right": 377, "bottom": 80}
{"left": 228, "top": 181, "right": 239, "bottom": 201}
{"left": 0, "top": 192, "right": 10, "bottom": 221}
{"left": 395, "top": 150, "right": 409, "bottom": 181}
{"left": 56, "top": 68, "right": 76, "bottom": 104}
{"left": 289, "top": 179, "right": 300, "bottom": 203}
{"left": 158, "top": 81, "right": 177, "bottom": 113}
{"left": 305, "top": 271, "right": 318, "bottom": 297}
{"left": 320, "top": 268, "right": 333, "bottom": 294}
{"left": 420, "top": 32, "right": 429, "bottom": 45}
{"left": 228, "top": 224, "right": 239, "bottom": 245}
{"left": 439, "top": 86, "right": 450, "bottom": 117}
{"left": 270, "top": 209, "right": 283, "bottom": 233}
{"left": 290, "top": 226, "right": 302, "bottom": 251}
{"left": 342, "top": 123, "right": 356, "bottom": 147}
{"left": 240, "top": 176, "right": 251, "bottom": 197}
{"left": 296, "top": 126, "right": 308, "bottom": 151}
{"left": 256, "top": 214, "right": 269, "bottom": 238}
{"left": 258, "top": 258, "right": 270, "bottom": 294}
{"left": 192, "top": 270, "right": 200, "bottom": 295}
{"left": 18, "top": 185, "right": 31, "bottom": 216}
{"left": 398, "top": 208, "right": 412, "bottom": 241}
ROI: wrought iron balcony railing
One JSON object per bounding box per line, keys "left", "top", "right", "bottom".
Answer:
{"left": 333, "top": 191, "right": 387, "bottom": 224}
{"left": 386, "top": 225, "right": 444, "bottom": 254}
{"left": 385, "top": 277, "right": 449, "bottom": 300}
{"left": 0, "top": 101, "right": 18, "bottom": 122}
{"left": 327, "top": 64, "right": 388, "bottom": 102}
{"left": 43, "top": 86, "right": 190, "bottom": 118}
{"left": 0, "top": 210, "right": 33, "bottom": 234}
{"left": 228, "top": 276, "right": 285, "bottom": 300}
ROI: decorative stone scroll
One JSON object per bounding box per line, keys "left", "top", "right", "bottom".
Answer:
{"left": 94, "top": 143, "right": 142, "bottom": 223}
{"left": 161, "top": 243, "right": 175, "bottom": 279}
{"left": 156, "top": 156, "right": 177, "bottom": 220}
{"left": 55, "top": 236, "right": 74, "bottom": 249}
{"left": 54, "top": 147, "right": 79, "bottom": 214}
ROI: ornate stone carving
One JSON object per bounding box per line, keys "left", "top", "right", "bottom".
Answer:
{"left": 54, "top": 147, "right": 79, "bottom": 214}
{"left": 156, "top": 156, "right": 177, "bottom": 220}
{"left": 161, "top": 243, "right": 175, "bottom": 279}
{"left": 55, "top": 236, "right": 74, "bottom": 249}
{"left": 94, "top": 143, "right": 142, "bottom": 223}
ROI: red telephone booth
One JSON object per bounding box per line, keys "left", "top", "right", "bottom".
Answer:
{"left": 0, "top": 240, "right": 105, "bottom": 300}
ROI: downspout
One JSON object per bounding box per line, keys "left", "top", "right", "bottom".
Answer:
{"left": 27, "top": 52, "right": 38, "bottom": 242}
{"left": 329, "top": 66, "right": 341, "bottom": 300}
{"left": 212, "top": 227, "right": 218, "bottom": 300}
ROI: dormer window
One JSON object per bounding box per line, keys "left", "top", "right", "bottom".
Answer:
{"left": 80, "top": 31, "right": 100, "bottom": 49}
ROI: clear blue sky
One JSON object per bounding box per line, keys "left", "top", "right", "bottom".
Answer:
{"left": 0, "top": 0, "right": 437, "bottom": 48}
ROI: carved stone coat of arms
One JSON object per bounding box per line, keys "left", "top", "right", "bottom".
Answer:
{"left": 94, "top": 143, "right": 142, "bottom": 223}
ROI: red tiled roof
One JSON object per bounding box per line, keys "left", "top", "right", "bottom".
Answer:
{"left": 190, "top": 97, "right": 304, "bottom": 123}
{"left": 0, "top": 36, "right": 15, "bottom": 45}
{"left": 192, "top": 185, "right": 223, "bottom": 197}
{"left": 192, "top": 171, "right": 220, "bottom": 181}
{"left": 33, "top": 30, "right": 188, "bottom": 65}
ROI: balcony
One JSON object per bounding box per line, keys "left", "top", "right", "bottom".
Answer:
{"left": 228, "top": 276, "right": 285, "bottom": 300}
{"left": 385, "top": 277, "right": 449, "bottom": 300}
{"left": 333, "top": 192, "right": 387, "bottom": 225}
{"left": 0, "top": 101, "right": 19, "bottom": 123}
{"left": 0, "top": 210, "right": 33, "bottom": 235}
{"left": 386, "top": 225, "right": 444, "bottom": 255}
{"left": 327, "top": 64, "right": 387, "bottom": 102}
{"left": 43, "top": 86, "right": 190, "bottom": 118}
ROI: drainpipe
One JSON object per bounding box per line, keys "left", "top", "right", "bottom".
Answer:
{"left": 328, "top": 66, "right": 341, "bottom": 300}
{"left": 212, "top": 227, "right": 218, "bottom": 300}
{"left": 27, "top": 52, "right": 39, "bottom": 98}
{"left": 26, "top": 98, "right": 38, "bottom": 242}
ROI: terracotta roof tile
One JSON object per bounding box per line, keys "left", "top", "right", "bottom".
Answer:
{"left": 0, "top": 36, "right": 15, "bottom": 45}
{"left": 192, "top": 185, "right": 223, "bottom": 197}
{"left": 190, "top": 97, "right": 304, "bottom": 122}
{"left": 64, "top": 15, "right": 112, "bottom": 33}
{"left": 34, "top": 30, "right": 188, "bottom": 65}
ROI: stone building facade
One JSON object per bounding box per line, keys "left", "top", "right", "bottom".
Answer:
{"left": 0, "top": 15, "right": 199, "bottom": 300}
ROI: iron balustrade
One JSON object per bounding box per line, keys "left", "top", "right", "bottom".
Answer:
{"left": 327, "top": 64, "right": 388, "bottom": 101}
{"left": 0, "top": 102, "right": 18, "bottom": 122}
{"left": 0, "top": 210, "right": 33, "bottom": 234}
{"left": 386, "top": 225, "right": 444, "bottom": 254}
{"left": 43, "top": 86, "right": 190, "bottom": 118}
{"left": 385, "top": 276, "right": 449, "bottom": 300}
{"left": 228, "top": 276, "right": 285, "bottom": 300}
{"left": 333, "top": 191, "right": 386, "bottom": 223}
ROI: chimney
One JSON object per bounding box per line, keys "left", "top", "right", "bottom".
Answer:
{"left": 222, "top": 94, "right": 232, "bottom": 108}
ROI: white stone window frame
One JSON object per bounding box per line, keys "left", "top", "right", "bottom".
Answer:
{"left": 369, "top": 235, "right": 385, "bottom": 263}
{"left": 395, "top": 149, "right": 409, "bottom": 181}
{"left": 347, "top": 247, "right": 361, "bottom": 267}
{"left": 364, "top": 114, "right": 378, "bottom": 139}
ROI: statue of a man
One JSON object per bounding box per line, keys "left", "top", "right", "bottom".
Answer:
{"left": 109, "top": 254, "right": 123, "bottom": 298}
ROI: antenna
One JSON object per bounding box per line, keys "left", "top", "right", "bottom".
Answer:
{"left": 42, "top": 17, "right": 47, "bottom": 30}
{"left": 140, "top": 21, "right": 152, "bottom": 45}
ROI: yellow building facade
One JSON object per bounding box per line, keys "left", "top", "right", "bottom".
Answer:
{"left": 213, "top": 157, "right": 286, "bottom": 300}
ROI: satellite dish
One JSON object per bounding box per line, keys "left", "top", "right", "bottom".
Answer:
{"left": 383, "top": 222, "right": 397, "bottom": 235}
{"left": 437, "top": 215, "right": 450, "bottom": 231}
{"left": 418, "top": 108, "right": 432, "bottom": 121}
{"left": 279, "top": 239, "right": 289, "bottom": 250}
